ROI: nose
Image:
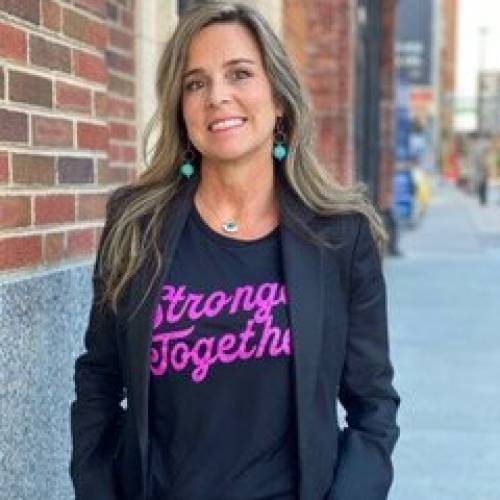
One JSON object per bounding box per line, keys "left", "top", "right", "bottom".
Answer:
{"left": 207, "top": 77, "right": 231, "bottom": 107}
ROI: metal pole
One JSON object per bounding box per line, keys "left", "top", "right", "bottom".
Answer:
{"left": 477, "top": 27, "right": 489, "bottom": 135}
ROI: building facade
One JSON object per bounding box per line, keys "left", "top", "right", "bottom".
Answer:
{"left": 0, "top": 1, "right": 396, "bottom": 498}
{"left": 0, "top": 2, "right": 137, "bottom": 498}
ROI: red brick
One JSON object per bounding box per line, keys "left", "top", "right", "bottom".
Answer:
{"left": 45, "top": 232, "right": 64, "bottom": 262}
{"left": 0, "top": 235, "right": 42, "bottom": 270}
{"left": 0, "top": 195, "right": 31, "bottom": 228}
{"left": 106, "top": 2, "right": 118, "bottom": 21}
{"left": 110, "top": 144, "right": 135, "bottom": 163}
{"left": 0, "top": 109, "right": 28, "bottom": 143}
{"left": 67, "top": 227, "right": 95, "bottom": 257}
{"left": 41, "top": 0, "right": 61, "bottom": 31}
{"left": 106, "top": 96, "right": 134, "bottom": 119}
{"left": 97, "top": 159, "right": 129, "bottom": 184}
{"left": 0, "top": 151, "right": 8, "bottom": 183}
{"left": 32, "top": 116, "right": 73, "bottom": 148}
{"left": 9, "top": 70, "right": 52, "bottom": 108}
{"left": 77, "top": 192, "right": 107, "bottom": 220}
{"left": 74, "top": 50, "right": 107, "bottom": 84}
{"left": 0, "top": 22, "right": 27, "bottom": 62}
{"left": 58, "top": 156, "right": 94, "bottom": 183}
{"left": 109, "top": 122, "right": 135, "bottom": 141}
{"left": 106, "top": 50, "right": 134, "bottom": 74}
{"left": 30, "top": 35, "right": 71, "bottom": 73}
{"left": 122, "top": 146, "right": 136, "bottom": 162}
{"left": 109, "top": 74, "right": 134, "bottom": 97}
{"left": 94, "top": 91, "right": 108, "bottom": 117}
{"left": 35, "top": 194, "right": 75, "bottom": 224}
{"left": 284, "top": 0, "right": 354, "bottom": 179}
{"left": 56, "top": 81, "right": 92, "bottom": 113}
{"left": 77, "top": 122, "right": 109, "bottom": 151}
{"left": 75, "top": 0, "right": 106, "bottom": 17}
{"left": 12, "top": 154, "right": 55, "bottom": 185}
{"left": 0, "top": 66, "right": 4, "bottom": 99}
{"left": 109, "top": 27, "right": 133, "bottom": 51}
{"left": 0, "top": 0, "right": 40, "bottom": 25}
{"left": 121, "top": 9, "right": 133, "bottom": 30}
{"left": 63, "top": 8, "right": 107, "bottom": 50}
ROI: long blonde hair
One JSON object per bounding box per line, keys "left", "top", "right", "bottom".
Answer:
{"left": 97, "top": 1, "right": 387, "bottom": 315}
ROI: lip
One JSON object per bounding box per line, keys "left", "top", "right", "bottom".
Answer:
{"left": 207, "top": 116, "right": 247, "bottom": 132}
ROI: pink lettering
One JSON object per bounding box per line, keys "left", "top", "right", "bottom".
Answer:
{"left": 190, "top": 337, "right": 217, "bottom": 382}
{"left": 170, "top": 342, "right": 190, "bottom": 371}
{"left": 229, "top": 285, "right": 255, "bottom": 314}
{"left": 217, "top": 334, "right": 239, "bottom": 363}
{"left": 184, "top": 293, "right": 204, "bottom": 320}
{"left": 204, "top": 291, "right": 232, "bottom": 317}
{"left": 153, "top": 303, "right": 163, "bottom": 329}
{"left": 235, "top": 319, "right": 257, "bottom": 359}
{"left": 157, "top": 283, "right": 288, "bottom": 325}
{"left": 151, "top": 281, "right": 293, "bottom": 383}
{"left": 162, "top": 285, "right": 190, "bottom": 323}
{"left": 150, "top": 326, "right": 193, "bottom": 376}
{"left": 255, "top": 316, "right": 282, "bottom": 358}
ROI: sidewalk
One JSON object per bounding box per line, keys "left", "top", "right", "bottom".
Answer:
{"left": 458, "top": 182, "right": 500, "bottom": 254}
{"left": 385, "top": 179, "right": 500, "bottom": 500}
{"left": 392, "top": 177, "right": 500, "bottom": 258}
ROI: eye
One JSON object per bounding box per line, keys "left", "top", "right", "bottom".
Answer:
{"left": 183, "top": 69, "right": 252, "bottom": 92}
{"left": 232, "top": 69, "right": 252, "bottom": 80}
{"left": 184, "top": 79, "right": 203, "bottom": 92}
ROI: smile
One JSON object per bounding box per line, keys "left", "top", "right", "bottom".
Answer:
{"left": 208, "top": 117, "right": 247, "bottom": 133}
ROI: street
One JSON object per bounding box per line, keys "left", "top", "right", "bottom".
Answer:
{"left": 386, "top": 179, "right": 500, "bottom": 500}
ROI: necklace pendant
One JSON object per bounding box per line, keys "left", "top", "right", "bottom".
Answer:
{"left": 222, "top": 221, "right": 239, "bottom": 233}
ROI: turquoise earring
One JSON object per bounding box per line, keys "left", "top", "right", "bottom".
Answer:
{"left": 179, "top": 141, "right": 196, "bottom": 178}
{"left": 272, "top": 116, "right": 288, "bottom": 161}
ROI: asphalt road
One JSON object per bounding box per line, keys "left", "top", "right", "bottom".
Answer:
{"left": 385, "top": 179, "right": 500, "bottom": 500}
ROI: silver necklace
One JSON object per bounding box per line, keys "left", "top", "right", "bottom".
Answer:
{"left": 197, "top": 193, "right": 240, "bottom": 233}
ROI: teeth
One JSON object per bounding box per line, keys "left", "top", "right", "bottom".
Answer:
{"left": 210, "top": 118, "right": 245, "bottom": 131}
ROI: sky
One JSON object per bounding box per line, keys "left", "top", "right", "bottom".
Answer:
{"left": 455, "top": 0, "right": 500, "bottom": 129}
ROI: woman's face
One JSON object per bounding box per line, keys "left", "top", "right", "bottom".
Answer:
{"left": 181, "top": 22, "right": 283, "bottom": 165}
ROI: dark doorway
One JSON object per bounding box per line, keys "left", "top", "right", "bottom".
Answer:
{"left": 354, "top": 0, "right": 382, "bottom": 204}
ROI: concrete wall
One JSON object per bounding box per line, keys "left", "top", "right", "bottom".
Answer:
{"left": 0, "top": 265, "right": 92, "bottom": 499}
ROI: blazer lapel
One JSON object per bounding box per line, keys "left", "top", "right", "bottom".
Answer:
{"left": 280, "top": 193, "right": 326, "bottom": 499}
{"left": 123, "top": 176, "right": 200, "bottom": 493}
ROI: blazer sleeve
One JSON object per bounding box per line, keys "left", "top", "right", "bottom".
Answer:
{"left": 70, "top": 191, "right": 126, "bottom": 500}
{"left": 329, "top": 214, "right": 400, "bottom": 500}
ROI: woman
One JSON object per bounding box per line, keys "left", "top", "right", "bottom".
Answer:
{"left": 70, "top": 3, "right": 400, "bottom": 500}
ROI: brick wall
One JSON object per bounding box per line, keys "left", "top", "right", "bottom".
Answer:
{"left": 0, "top": 0, "right": 136, "bottom": 273}
{"left": 285, "top": 0, "right": 396, "bottom": 210}
{"left": 440, "top": 0, "right": 457, "bottom": 139}
{"left": 284, "top": 0, "right": 355, "bottom": 184}
{"left": 378, "top": 0, "right": 397, "bottom": 210}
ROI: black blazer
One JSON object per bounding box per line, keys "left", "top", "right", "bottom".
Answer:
{"left": 70, "top": 175, "right": 400, "bottom": 500}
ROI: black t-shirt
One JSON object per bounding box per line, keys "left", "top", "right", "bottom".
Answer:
{"left": 148, "top": 200, "right": 299, "bottom": 500}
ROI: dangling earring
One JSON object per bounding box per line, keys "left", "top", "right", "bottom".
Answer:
{"left": 179, "top": 140, "right": 196, "bottom": 178}
{"left": 272, "top": 116, "right": 288, "bottom": 161}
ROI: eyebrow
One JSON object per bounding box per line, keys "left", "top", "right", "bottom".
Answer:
{"left": 183, "top": 58, "right": 256, "bottom": 79}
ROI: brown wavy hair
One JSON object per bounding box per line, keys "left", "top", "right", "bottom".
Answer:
{"left": 96, "top": 1, "right": 387, "bottom": 316}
